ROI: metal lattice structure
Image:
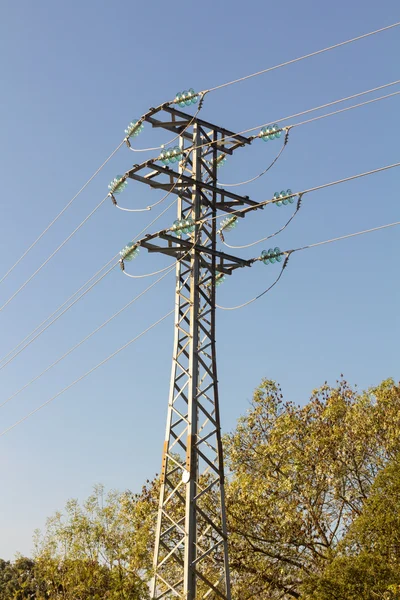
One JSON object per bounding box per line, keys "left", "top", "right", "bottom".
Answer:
{"left": 127, "top": 106, "right": 256, "bottom": 599}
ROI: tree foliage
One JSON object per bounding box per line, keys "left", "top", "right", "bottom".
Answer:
{"left": 224, "top": 377, "right": 400, "bottom": 599}
{"left": 31, "top": 483, "right": 156, "bottom": 599}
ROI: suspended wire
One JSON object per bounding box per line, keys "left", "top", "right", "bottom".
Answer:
{"left": 218, "top": 130, "right": 290, "bottom": 188}
{"left": 217, "top": 80, "right": 400, "bottom": 189}
{"left": 244, "top": 78, "right": 400, "bottom": 136}
{"left": 0, "top": 310, "right": 174, "bottom": 438}
{"left": 0, "top": 142, "right": 125, "bottom": 286}
{"left": 163, "top": 88, "right": 400, "bottom": 161}
{"left": 210, "top": 161, "right": 400, "bottom": 225}
{"left": 217, "top": 220, "right": 400, "bottom": 311}
{"left": 0, "top": 195, "right": 109, "bottom": 313}
{"left": 216, "top": 258, "right": 289, "bottom": 311}
{"left": 0, "top": 262, "right": 118, "bottom": 373}
{"left": 207, "top": 21, "right": 400, "bottom": 92}
{"left": 122, "top": 264, "right": 172, "bottom": 279}
{"left": 0, "top": 195, "right": 180, "bottom": 371}
{"left": 0, "top": 97, "right": 200, "bottom": 286}
{"left": 0, "top": 267, "right": 175, "bottom": 411}
{"left": 0, "top": 235, "right": 199, "bottom": 424}
{"left": 292, "top": 90, "right": 400, "bottom": 129}
{"left": 0, "top": 255, "right": 118, "bottom": 367}
{"left": 290, "top": 219, "right": 400, "bottom": 253}
{"left": 223, "top": 196, "right": 303, "bottom": 249}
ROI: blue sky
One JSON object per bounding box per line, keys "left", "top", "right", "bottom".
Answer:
{"left": 0, "top": 0, "right": 399, "bottom": 559}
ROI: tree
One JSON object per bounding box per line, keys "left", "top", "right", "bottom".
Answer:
{"left": 302, "top": 453, "right": 400, "bottom": 599}
{"left": 33, "top": 483, "right": 156, "bottom": 599}
{"left": 0, "top": 556, "right": 41, "bottom": 599}
{"left": 224, "top": 378, "right": 400, "bottom": 599}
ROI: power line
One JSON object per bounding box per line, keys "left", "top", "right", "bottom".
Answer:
{"left": 0, "top": 310, "right": 174, "bottom": 438}
{"left": 0, "top": 148, "right": 187, "bottom": 356}
{"left": 0, "top": 268, "right": 175, "bottom": 411}
{"left": 216, "top": 220, "right": 400, "bottom": 310}
{"left": 0, "top": 98, "right": 202, "bottom": 287}
{"left": 214, "top": 161, "right": 400, "bottom": 223}
{"left": 122, "top": 264, "right": 173, "bottom": 279}
{"left": 0, "top": 262, "right": 118, "bottom": 372}
{"left": 218, "top": 80, "right": 400, "bottom": 188}
{"left": 0, "top": 195, "right": 179, "bottom": 371}
{"left": 0, "top": 195, "right": 109, "bottom": 313}
{"left": 291, "top": 220, "right": 400, "bottom": 253}
{"left": 207, "top": 21, "right": 400, "bottom": 92}
{"left": 0, "top": 255, "right": 118, "bottom": 367}
{"left": 249, "top": 79, "right": 400, "bottom": 134}
{"left": 0, "top": 142, "right": 124, "bottom": 285}
{"left": 291, "top": 90, "right": 400, "bottom": 129}
{"left": 0, "top": 236, "right": 199, "bottom": 430}
{"left": 201, "top": 89, "right": 400, "bottom": 157}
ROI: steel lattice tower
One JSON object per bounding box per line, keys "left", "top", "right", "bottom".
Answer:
{"left": 126, "top": 105, "right": 257, "bottom": 599}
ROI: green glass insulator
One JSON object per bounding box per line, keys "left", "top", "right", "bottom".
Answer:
{"left": 274, "top": 247, "right": 282, "bottom": 262}
{"left": 189, "top": 88, "right": 199, "bottom": 104}
{"left": 264, "top": 248, "right": 276, "bottom": 263}
{"left": 120, "top": 242, "right": 139, "bottom": 261}
{"left": 109, "top": 176, "right": 127, "bottom": 195}
{"left": 273, "top": 191, "right": 282, "bottom": 207}
{"left": 177, "top": 91, "right": 186, "bottom": 108}
{"left": 261, "top": 249, "right": 270, "bottom": 265}
{"left": 286, "top": 189, "right": 294, "bottom": 204}
{"left": 125, "top": 120, "right": 139, "bottom": 138}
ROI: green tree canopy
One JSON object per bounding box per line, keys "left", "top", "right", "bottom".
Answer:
{"left": 224, "top": 377, "right": 400, "bottom": 599}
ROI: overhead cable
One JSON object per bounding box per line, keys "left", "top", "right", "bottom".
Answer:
{"left": 0, "top": 195, "right": 109, "bottom": 313}
{"left": 0, "top": 268, "right": 175, "bottom": 411}
{"left": 0, "top": 142, "right": 124, "bottom": 285}
{"left": 207, "top": 22, "right": 400, "bottom": 93}
{"left": 0, "top": 310, "right": 174, "bottom": 438}
{"left": 0, "top": 196, "right": 179, "bottom": 370}
{"left": 217, "top": 220, "right": 400, "bottom": 310}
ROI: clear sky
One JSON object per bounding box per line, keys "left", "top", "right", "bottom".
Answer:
{"left": 0, "top": 0, "right": 399, "bottom": 559}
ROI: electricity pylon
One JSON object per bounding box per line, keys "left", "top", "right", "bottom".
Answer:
{"left": 126, "top": 104, "right": 257, "bottom": 599}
